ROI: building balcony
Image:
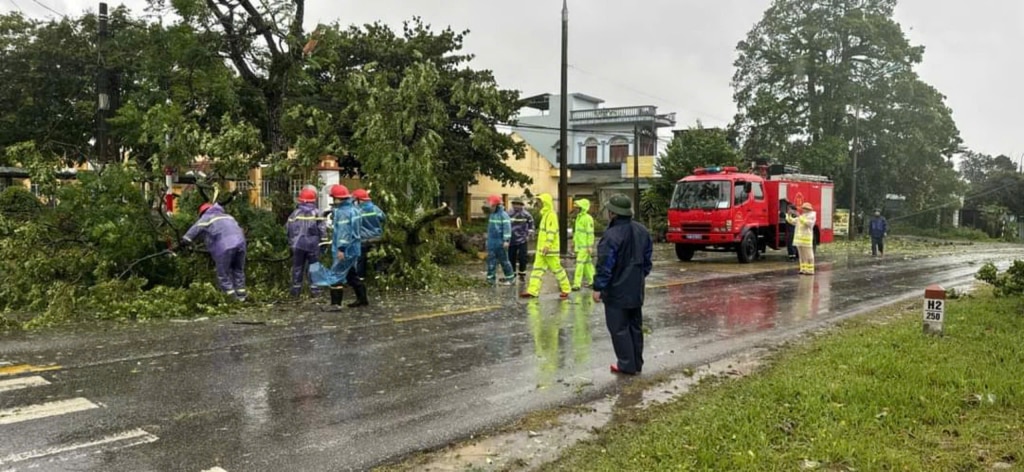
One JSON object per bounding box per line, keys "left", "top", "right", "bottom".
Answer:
{"left": 571, "top": 106, "right": 676, "bottom": 128}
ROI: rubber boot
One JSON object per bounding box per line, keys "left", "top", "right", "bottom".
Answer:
{"left": 347, "top": 285, "right": 369, "bottom": 308}
{"left": 327, "top": 286, "right": 344, "bottom": 311}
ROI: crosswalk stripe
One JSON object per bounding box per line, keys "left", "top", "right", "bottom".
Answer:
{"left": 0, "top": 364, "right": 61, "bottom": 377}
{"left": 0, "top": 398, "right": 99, "bottom": 425}
{"left": 0, "top": 428, "right": 158, "bottom": 466}
{"left": 0, "top": 376, "right": 50, "bottom": 393}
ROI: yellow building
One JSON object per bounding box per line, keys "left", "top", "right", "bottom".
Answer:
{"left": 464, "top": 133, "right": 566, "bottom": 219}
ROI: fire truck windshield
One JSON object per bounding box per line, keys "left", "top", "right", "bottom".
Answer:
{"left": 670, "top": 180, "right": 731, "bottom": 210}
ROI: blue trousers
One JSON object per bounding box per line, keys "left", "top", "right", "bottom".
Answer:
{"left": 214, "top": 246, "right": 247, "bottom": 299}
{"left": 486, "top": 245, "right": 514, "bottom": 281}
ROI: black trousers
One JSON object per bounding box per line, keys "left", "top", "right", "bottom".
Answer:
{"left": 508, "top": 242, "right": 529, "bottom": 275}
{"left": 605, "top": 305, "right": 644, "bottom": 374}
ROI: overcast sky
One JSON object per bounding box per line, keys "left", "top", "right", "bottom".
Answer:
{"left": 6, "top": 0, "right": 1023, "bottom": 163}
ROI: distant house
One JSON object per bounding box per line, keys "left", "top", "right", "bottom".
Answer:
{"left": 457, "top": 133, "right": 564, "bottom": 219}
{"left": 512, "top": 93, "right": 675, "bottom": 207}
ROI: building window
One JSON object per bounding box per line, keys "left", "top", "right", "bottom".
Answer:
{"left": 609, "top": 136, "right": 629, "bottom": 163}
{"left": 584, "top": 138, "right": 598, "bottom": 165}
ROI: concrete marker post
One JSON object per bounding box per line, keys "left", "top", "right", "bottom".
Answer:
{"left": 923, "top": 284, "right": 945, "bottom": 336}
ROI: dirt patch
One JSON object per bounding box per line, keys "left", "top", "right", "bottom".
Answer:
{"left": 376, "top": 350, "right": 766, "bottom": 472}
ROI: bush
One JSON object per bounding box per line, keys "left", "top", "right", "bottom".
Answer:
{"left": 976, "top": 260, "right": 1024, "bottom": 297}
{"left": 892, "top": 225, "right": 991, "bottom": 241}
{"left": 0, "top": 164, "right": 289, "bottom": 328}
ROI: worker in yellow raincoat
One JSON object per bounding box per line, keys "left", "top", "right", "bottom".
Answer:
{"left": 786, "top": 202, "right": 817, "bottom": 275}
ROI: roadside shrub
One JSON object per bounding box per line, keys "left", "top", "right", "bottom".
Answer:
{"left": 0, "top": 186, "right": 43, "bottom": 221}
{"left": 975, "top": 260, "right": 1024, "bottom": 297}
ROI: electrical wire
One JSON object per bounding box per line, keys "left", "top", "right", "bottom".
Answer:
{"left": 28, "top": 0, "right": 62, "bottom": 17}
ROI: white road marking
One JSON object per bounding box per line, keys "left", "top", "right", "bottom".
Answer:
{"left": 201, "top": 467, "right": 229, "bottom": 472}
{"left": 0, "top": 361, "right": 11, "bottom": 366}
{"left": 0, "top": 376, "right": 50, "bottom": 393}
{"left": 0, "top": 398, "right": 99, "bottom": 425}
{"left": 0, "top": 428, "right": 158, "bottom": 466}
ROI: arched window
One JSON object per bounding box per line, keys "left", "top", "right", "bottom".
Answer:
{"left": 609, "top": 136, "right": 629, "bottom": 163}
{"left": 583, "top": 137, "right": 599, "bottom": 165}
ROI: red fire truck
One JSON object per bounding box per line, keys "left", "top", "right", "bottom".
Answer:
{"left": 665, "top": 164, "right": 835, "bottom": 263}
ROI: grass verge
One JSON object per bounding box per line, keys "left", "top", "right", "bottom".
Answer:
{"left": 543, "top": 289, "right": 1024, "bottom": 471}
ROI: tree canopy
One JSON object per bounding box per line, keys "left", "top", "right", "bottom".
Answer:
{"left": 730, "top": 0, "right": 963, "bottom": 221}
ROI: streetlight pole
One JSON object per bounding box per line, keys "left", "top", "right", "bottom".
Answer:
{"left": 558, "top": 0, "right": 569, "bottom": 257}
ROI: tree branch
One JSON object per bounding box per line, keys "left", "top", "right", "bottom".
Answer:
{"left": 205, "top": 0, "right": 261, "bottom": 87}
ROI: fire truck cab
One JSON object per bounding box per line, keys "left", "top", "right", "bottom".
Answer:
{"left": 665, "top": 165, "right": 835, "bottom": 263}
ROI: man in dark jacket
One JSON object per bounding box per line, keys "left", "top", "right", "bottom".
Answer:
{"left": 592, "top": 194, "right": 653, "bottom": 375}
{"left": 508, "top": 198, "right": 534, "bottom": 282}
{"left": 286, "top": 187, "right": 328, "bottom": 297}
{"left": 869, "top": 209, "right": 888, "bottom": 257}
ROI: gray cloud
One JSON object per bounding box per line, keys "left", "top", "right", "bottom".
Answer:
{"left": 20, "top": 0, "right": 1022, "bottom": 160}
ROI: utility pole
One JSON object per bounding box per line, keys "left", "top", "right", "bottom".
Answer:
{"left": 96, "top": 2, "right": 109, "bottom": 163}
{"left": 849, "top": 104, "right": 860, "bottom": 241}
{"left": 558, "top": 0, "right": 569, "bottom": 257}
{"left": 633, "top": 125, "right": 641, "bottom": 217}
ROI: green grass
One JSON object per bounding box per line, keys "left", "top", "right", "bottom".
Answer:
{"left": 891, "top": 225, "right": 993, "bottom": 242}
{"left": 543, "top": 291, "right": 1024, "bottom": 471}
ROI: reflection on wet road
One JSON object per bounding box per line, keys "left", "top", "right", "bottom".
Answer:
{"left": 0, "top": 248, "right": 1020, "bottom": 471}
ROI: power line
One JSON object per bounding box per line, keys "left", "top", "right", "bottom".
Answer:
{"left": 29, "top": 0, "right": 63, "bottom": 17}
{"left": 6, "top": 0, "right": 23, "bottom": 13}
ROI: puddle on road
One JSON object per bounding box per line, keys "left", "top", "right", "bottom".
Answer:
{"left": 387, "top": 351, "right": 765, "bottom": 472}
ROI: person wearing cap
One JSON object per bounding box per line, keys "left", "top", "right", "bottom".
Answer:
{"left": 508, "top": 197, "right": 534, "bottom": 282}
{"left": 485, "top": 195, "right": 516, "bottom": 285}
{"left": 521, "top": 193, "right": 572, "bottom": 299}
{"left": 177, "top": 202, "right": 248, "bottom": 301}
{"left": 571, "top": 198, "right": 595, "bottom": 290}
{"left": 353, "top": 188, "right": 386, "bottom": 283}
{"left": 592, "top": 194, "right": 653, "bottom": 375}
{"left": 869, "top": 209, "right": 888, "bottom": 257}
{"left": 786, "top": 202, "right": 817, "bottom": 275}
{"left": 286, "top": 187, "right": 328, "bottom": 298}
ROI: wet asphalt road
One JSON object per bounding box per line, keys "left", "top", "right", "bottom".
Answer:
{"left": 1, "top": 246, "right": 1022, "bottom": 471}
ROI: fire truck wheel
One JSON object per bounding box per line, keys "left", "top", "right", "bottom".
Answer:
{"left": 675, "top": 244, "right": 695, "bottom": 262}
{"left": 737, "top": 231, "right": 757, "bottom": 264}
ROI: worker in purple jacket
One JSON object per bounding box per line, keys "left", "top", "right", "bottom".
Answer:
{"left": 286, "top": 187, "right": 328, "bottom": 297}
{"left": 177, "top": 203, "right": 248, "bottom": 301}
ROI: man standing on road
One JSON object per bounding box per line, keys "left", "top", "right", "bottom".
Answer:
{"left": 311, "top": 185, "right": 365, "bottom": 310}
{"left": 485, "top": 195, "right": 516, "bottom": 286}
{"left": 286, "top": 187, "right": 328, "bottom": 298}
{"left": 869, "top": 209, "right": 888, "bottom": 257}
{"left": 521, "top": 193, "right": 572, "bottom": 299}
{"left": 592, "top": 195, "right": 653, "bottom": 376}
{"left": 353, "top": 188, "right": 386, "bottom": 280}
{"left": 508, "top": 198, "right": 534, "bottom": 283}
{"left": 787, "top": 202, "right": 817, "bottom": 275}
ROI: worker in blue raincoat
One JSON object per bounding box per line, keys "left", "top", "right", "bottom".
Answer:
{"left": 311, "top": 184, "right": 365, "bottom": 309}
{"left": 485, "top": 195, "right": 516, "bottom": 285}
{"left": 353, "top": 188, "right": 386, "bottom": 281}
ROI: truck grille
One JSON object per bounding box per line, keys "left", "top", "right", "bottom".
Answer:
{"left": 681, "top": 223, "right": 712, "bottom": 233}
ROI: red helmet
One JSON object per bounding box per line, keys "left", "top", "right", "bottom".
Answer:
{"left": 329, "top": 184, "right": 351, "bottom": 199}
{"left": 353, "top": 189, "right": 371, "bottom": 201}
{"left": 297, "top": 188, "right": 317, "bottom": 203}
{"left": 487, "top": 195, "right": 503, "bottom": 207}
{"left": 198, "top": 203, "right": 213, "bottom": 215}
